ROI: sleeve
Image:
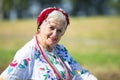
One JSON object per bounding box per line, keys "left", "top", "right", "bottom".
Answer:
{"left": 0, "top": 45, "right": 35, "bottom": 80}
{"left": 57, "top": 44, "right": 98, "bottom": 80}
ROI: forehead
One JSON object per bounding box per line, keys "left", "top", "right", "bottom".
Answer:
{"left": 47, "top": 18, "right": 66, "bottom": 29}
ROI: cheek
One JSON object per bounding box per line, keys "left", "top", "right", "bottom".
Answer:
{"left": 57, "top": 36, "right": 62, "bottom": 41}
{"left": 41, "top": 27, "right": 48, "bottom": 36}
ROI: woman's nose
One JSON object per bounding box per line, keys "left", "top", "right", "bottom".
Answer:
{"left": 52, "top": 30, "right": 58, "bottom": 36}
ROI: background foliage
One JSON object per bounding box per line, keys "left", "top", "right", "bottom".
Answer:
{"left": 0, "top": 0, "right": 120, "bottom": 19}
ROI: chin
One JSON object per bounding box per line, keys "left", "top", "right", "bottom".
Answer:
{"left": 48, "top": 42, "right": 57, "bottom": 47}
{"left": 47, "top": 39, "right": 59, "bottom": 46}
{"left": 49, "top": 43, "right": 56, "bottom": 47}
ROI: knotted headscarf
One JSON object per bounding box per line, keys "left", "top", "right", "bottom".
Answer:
{"left": 37, "top": 7, "right": 70, "bottom": 30}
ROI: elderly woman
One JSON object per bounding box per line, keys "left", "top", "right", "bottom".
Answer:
{"left": 0, "top": 7, "right": 97, "bottom": 80}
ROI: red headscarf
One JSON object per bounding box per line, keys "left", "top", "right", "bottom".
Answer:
{"left": 37, "top": 7, "right": 70, "bottom": 29}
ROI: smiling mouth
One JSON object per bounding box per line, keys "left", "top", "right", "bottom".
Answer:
{"left": 49, "top": 37, "right": 57, "bottom": 42}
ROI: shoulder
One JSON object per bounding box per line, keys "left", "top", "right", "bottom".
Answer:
{"left": 55, "top": 44, "right": 70, "bottom": 60}
{"left": 55, "top": 44, "right": 68, "bottom": 52}
{"left": 55, "top": 44, "right": 69, "bottom": 57}
{"left": 14, "top": 37, "right": 36, "bottom": 61}
{"left": 55, "top": 44, "right": 78, "bottom": 63}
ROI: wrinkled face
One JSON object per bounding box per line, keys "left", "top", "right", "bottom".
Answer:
{"left": 38, "top": 18, "right": 66, "bottom": 48}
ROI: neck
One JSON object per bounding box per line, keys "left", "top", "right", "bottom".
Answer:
{"left": 36, "top": 35, "right": 53, "bottom": 52}
{"left": 42, "top": 44, "right": 53, "bottom": 52}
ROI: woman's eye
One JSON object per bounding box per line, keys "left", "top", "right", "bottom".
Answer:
{"left": 57, "top": 29, "right": 62, "bottom": 33}
{"left": 49, "top": 26, "right": 54, "bottom": 30}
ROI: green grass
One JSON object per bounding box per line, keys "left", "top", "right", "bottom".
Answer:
{"left": 72, "top": 52, "right": 120, "bottom": 66}
{"left": 0, "top": 16, "right": 120, "bottom": 79}
{"left": 0, "top": 49, "right": 15, "bottom": 70}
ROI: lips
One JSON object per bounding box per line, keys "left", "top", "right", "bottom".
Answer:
{"left": 49, "top": 37, "right": 57, "bottom": 42}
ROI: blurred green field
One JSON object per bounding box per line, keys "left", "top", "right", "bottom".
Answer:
{"left": 0, "top": 16, "right": 120, "bottom": 80}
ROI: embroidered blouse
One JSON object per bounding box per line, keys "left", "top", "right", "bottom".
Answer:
{"left": 0, "top": 36, "right": 97, "bottom": 80}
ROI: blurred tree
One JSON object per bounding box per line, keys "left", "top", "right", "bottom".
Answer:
{"left": 3, "top": 0, "right": 13, "bottom": 18}
{"left": 14, "top": 0, "right": 28, "bottom": 18}
{"left": 107, "top": 0, "right": 120, "bottom": 14}
{"left": 1, "top": 0, "right": 120, "bottom": 19}
{"left": 0, "top": 0, "right": 3, "bottom": 19}
{"left": 3, "top": 0, "right": 29, "bottom": 19}
{"left": 70, "top": 0, "right": 108, "bottom": 16}
{"left": 38, "top": 0, "right": 61, "bottom": 8}
{"left": 70, "top": 0, "right": 81, "bottom": 16}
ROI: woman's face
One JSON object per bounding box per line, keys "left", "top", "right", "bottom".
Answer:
{"left": 38, "top": 18, "right": 66, "bottom": 48}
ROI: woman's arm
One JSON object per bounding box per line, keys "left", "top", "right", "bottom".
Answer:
{"left": 0, "top": 43, "right": 35, "bottom": 80}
